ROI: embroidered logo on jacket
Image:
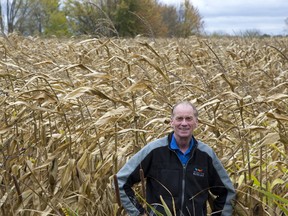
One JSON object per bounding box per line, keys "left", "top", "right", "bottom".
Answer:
{"left": 193, "top": 167, "right": 205, "bottom": 177}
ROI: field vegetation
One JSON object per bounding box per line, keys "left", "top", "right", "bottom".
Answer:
{"left": 0, "top": 34, "right": 287, "bottom": 215}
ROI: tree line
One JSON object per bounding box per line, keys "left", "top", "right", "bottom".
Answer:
{"left": 0, "top": 0, "right": 204, "bottom": 38}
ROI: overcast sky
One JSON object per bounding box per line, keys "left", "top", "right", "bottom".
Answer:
{"left": 159, "top": 0, "right": 288, "bottom": 35}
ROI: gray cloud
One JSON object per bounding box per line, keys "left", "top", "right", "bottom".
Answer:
{"left": 204, "top": 16, "right": 286, "bottom": 35}
{"left": 160, "top": 0, "right": 288, "bottom": 35}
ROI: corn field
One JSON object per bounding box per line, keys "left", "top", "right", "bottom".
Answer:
{"left": 0, "top": 34, "right": 287, "bottom": 216}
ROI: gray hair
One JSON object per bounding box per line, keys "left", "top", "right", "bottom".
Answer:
{"left": 171, "top": 101, "right": 198, "bottom": 119}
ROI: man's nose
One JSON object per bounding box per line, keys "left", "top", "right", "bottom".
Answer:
{"left": 181, "top": 119, "right": 188, "bottom": 125}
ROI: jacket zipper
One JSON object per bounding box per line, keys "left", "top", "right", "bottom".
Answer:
{"left": 180, "top": 164, "right": 186, "bottom": 215}
{"left": 170, "top": 137, "right": 198, "bottom": 215}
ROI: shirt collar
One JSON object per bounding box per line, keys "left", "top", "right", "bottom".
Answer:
{"left": 170, "top": 134, "right": 193, "bottom": 155}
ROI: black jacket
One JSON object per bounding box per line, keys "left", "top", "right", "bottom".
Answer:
{"left": 116, "top": 133, "right": 235, "bottom": 216}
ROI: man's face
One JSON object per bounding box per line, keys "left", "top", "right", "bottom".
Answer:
{"left": 171, "top": 104, "right": 198, "bottom": 140}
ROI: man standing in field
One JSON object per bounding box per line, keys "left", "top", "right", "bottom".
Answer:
{"left": 116, "top": 101, "right": 235, "bottom": 216}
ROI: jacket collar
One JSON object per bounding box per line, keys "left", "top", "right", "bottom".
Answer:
{"left": 167, "top": 132, "right": 198, "bottom": 149}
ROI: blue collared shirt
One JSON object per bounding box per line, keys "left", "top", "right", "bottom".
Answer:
{"left": 170, "top": 134, "right": 194, "bottom": 165}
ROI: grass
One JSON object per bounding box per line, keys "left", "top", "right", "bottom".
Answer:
{"left": 0, "top": 34, "right": 287, "bottom": 215}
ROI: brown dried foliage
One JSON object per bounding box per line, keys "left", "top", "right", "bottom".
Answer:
{"left": 0, "top": 34, "right": 287, "bottom": 215}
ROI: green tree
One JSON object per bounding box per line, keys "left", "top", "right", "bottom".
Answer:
{"left": 114, "top": 0, "right": 140, "bottom": 36}
{"left": 63, "top": 0, "right": 167, "bottom": 37}
{"left": 0, "top": 0, "right": 69, "bottom": 36}
{"left": 27, "top": 0, "right": 69, "bottom": 36}
{"left": 62, "top": 0, "right": 203, "bottom": 37}
{"left": 64, "top": 0, "right": 117, "bottom": 36}
{"left": 177, "top": 0, "right": 204, "bottom": 37}
{"left": 160, "top": 4, "right": 179, "bottom": 37}
{"left": 45, "top": 10, "right": 70, "bottom": 36}
{"left": 1, "top": 0, "right": 204, "bottom": 37}
{"left": 114, "top": 0, "right": 167, "bottom": 37}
